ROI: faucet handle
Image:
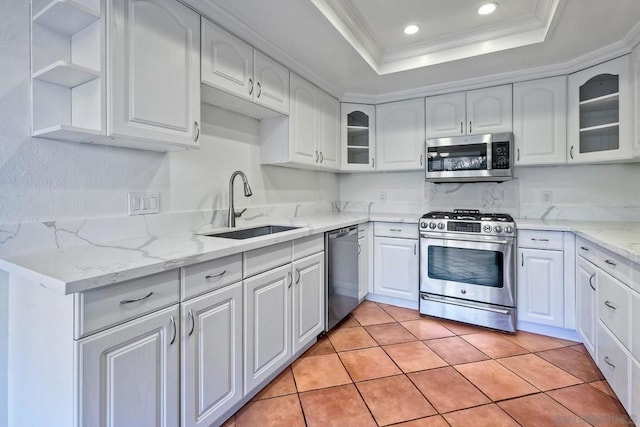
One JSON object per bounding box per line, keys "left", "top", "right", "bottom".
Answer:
{"left": 234, "top": 208, "right": 247, "bottom": 218}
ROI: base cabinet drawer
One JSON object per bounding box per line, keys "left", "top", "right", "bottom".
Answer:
{"left": 181, "top": 254, "right": 242, "bottom": 300}
{"left": 576, "top": 237, "right": 598, "bottom": 264}
{"left": 518, "top": 230, "right": 564, "bottom": 250}
{"left": 374, "top": 222, "right": 419, "bottom": 239}
{"left": 597, "top": 322, "right": 630, "bottom": 411}
{"left": 597, "top": 270, "right": 631, "bottom": 348}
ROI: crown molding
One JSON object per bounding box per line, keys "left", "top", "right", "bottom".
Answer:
{"left": 180, "top": 0, "right": 344, "bottom": 98}
{"left": 312, "top": 0, "right": 560, "bottom": 75}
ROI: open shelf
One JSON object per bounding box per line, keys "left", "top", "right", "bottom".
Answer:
{"left": 347, "top": 145, "right": 369, "bottom": 149}
{"left": 32, "top": 61, "right": 100, "bottom": 88}
{"left": 579, "top": 92, "right": 619, "bottom": 113}
{"left": 32, "top": 124, "right": 103, "bottom": 142}
{"left": 347, "top": 125, "right": 369, "bottom": 129}
{"left": 33, "top": 0, "right": 100, "bottom": 35}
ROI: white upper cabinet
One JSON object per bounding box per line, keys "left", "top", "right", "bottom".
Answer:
{"left": 426, "top": 85, "right": 512, "bottom": 138}
{"left": 341, "top": 103, "right": 376, "bottom": 171}
{"left": 466, "top": 85, "right": 513, "bottom": 135}
{"left": 261, "top": 74, "right": 339, "bottom": 170}
{"left": 425, "top": 92, "right": 466, "bottom": 138}
{"left": 376, "top": 98, "right": 425, "bottom": 171}
{"left": 316, "top": 89, "right": 341, "bottom": 169}
{"left": 109, "top": 0, "right": 201, "bottom": 149}
{"left": 567, "top": 55, "right": 632, "bottom": 163}
{"left": 513, "top": 76, "right": 567, "bottom": 165}
{"left": 201, "top": 18, "right": 289, "bottom": 117}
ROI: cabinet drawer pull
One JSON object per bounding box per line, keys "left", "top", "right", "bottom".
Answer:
{"left": 170, "top": 316, "right": 177, "bottom": 345}
{"left": 604, "top": 259, "right": 617, "bottom": 266}
{"left": 205, "top": 270, "right": 226, "bottom": 280}
{"left": 256, "top": 81, "right": 262, "bottom": 98}
{"left": 588, "top": 274, "right": 596, "bottom": 291}
{"left": 188, "top": 309, "right": 195, "bottom": 337}
{"left": 120, "top": 291, "right": 153, "bottom": 305}
{"left": 389, "top": 228, "right": 402, "bottom": 232}
{"left": 531, "top": 238, "right": 549, "bottom": 242}
{"left": 295, "top": 269, "right": 301, "bottom": 285}
{"left": 287, "top": 271, "right": 293, "bottom": 288}
{"left": 604, "top": 356, "right": 615, "bottom": 368}
{"left": 604, "top": 301, "right": 617, "bottom": 310}
{"left": 580, "top": 246, "right": 590, "bottom": 251}
{"left": 248, "top": 78, "right": 254, "bottom": 95}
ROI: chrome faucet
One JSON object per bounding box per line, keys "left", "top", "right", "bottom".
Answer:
{"left": 228, "top": 171, "right": 253, "bottom": 227}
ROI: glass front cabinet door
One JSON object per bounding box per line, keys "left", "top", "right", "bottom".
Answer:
{"left": 341, "top": 103, "right": 376, "bottom": 171}
{"left": 567, "top": 55, "right": 632, "bottom": 163}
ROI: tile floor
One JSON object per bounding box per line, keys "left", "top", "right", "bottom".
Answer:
{"left": 223, "top": 301, "right": 634, "bottom": 427}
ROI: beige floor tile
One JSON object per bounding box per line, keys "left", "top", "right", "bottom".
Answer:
{"left": 252, "top": 367, "right": 297, "bottom": 400}
{"left": 444, "top": 403, "right": 520, "bottom": 427}
{"left": 291, "top": 353, "right": 352, "bottom": 392}
{"left": 401, "top": 318, "right": 456, "bottom": 340}
{"left": 328, "top": 326, "right": 377, "bottom": 352}
{"left": 536, "top": 347, "right": 604, "bottom": 382}
{"left": 384, "top": 341, "right": 448, "bottom": 373}
{"left": 454, "top": 360, "right": 538, "bottom": 401}
{"left": 424, "top": 336, "right": 490, "bottom": 365}
{"left": 339, "top": 346, "right": 402, "bottom": 382}
{"left": 497, "top": 353, "right": 583, "bottom": 391}
{"left": 498, "top": 393, "right": 590, "bottom": 427}
{"left": 299, "top": 384, "right": 377, "bottom": 427}
{"left": 235, "top": 394, "right": 305, "bottom": 427}
{"left": 461, "top": 332, "right": 529, "bottom": 358}
{"left": 547, "top": 384, "right": 632, "bottom": 426}
{"left": 365, "top": 322, "right": 418, "bottom": 345}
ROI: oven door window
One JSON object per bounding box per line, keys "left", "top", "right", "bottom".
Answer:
{"left": 428, "top": 246, "right": 503, "bottom": 288}
{"left": 427, "top": 143, "right": 488, "bottom": 172}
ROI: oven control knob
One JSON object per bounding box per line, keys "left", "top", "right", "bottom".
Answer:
{"left": 504, "top": 225, "right": 514, "bottom": 234}
{"left": 437, "top": 223, "right": 445, "bottom": 230}
{"left": 483, "top": 225, "right": 492, "bottom": 233}
{"left": 493, "top": 225, "right": 502, "bottom": 233}
{"left": 429, "top": 222, "right": 437, "bottom": 229}
{"left": 420, "top": 221, "right": 428, "bottom": 229}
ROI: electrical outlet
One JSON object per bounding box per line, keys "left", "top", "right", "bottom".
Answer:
{"left": 380, "top": 191, "right": 387, "bottom": 201}
{"left": 128, "top": 192, "right": 160, "bottom": 215}
{"left": 541, "top": 190, "right": 553, "bottom": 206}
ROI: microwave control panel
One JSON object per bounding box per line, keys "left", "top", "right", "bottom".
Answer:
{"left": 492, "top": 141, "right": 510, "bottom": 169}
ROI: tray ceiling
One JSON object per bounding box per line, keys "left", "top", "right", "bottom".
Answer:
{"left": 311, "top": 0, "right": 560, "bottom": 74}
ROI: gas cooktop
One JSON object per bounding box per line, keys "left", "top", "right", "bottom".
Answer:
{"left": 419, "top": 209, "right": 515, "bottom": 236}
{"left": 421, "top": 209, "right": 514, "bottom": 222}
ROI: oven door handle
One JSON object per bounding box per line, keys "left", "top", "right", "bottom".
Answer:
{"left": 421, "top": 235, "right": 511, "bottom": 246}
{"left": 420, "top": 294, "right": 511, "bottom": 315}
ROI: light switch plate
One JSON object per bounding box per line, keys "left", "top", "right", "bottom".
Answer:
{"left": 128, "top": 192, "right": 160, "bottom": 215}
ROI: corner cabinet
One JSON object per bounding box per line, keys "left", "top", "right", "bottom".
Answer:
{"left": 576, "top": 256, "right": 597, "bottom": 355}
{"left": 376, "top": 98, "right": 425, "bottom": 171}
{"left": 31, "top": 0, "right": 202, "bottom": 151}
{"left": 567, "top": 55, "right": 633, "bottom": 163}
{"left": 341, "top": 103, "right": 376, "bottom": 171}
{"left": 261, "top": 74, "right": 339, "bottom": 170}
{"left": 513, "top": 76, "right": 567, "bottom": 165}
{"left": 425, "top": 85, "right": 512, "bottom": 138}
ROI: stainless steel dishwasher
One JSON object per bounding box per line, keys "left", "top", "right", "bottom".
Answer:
{"left": 325, "top": 225, "right": 359, "bottom": 331}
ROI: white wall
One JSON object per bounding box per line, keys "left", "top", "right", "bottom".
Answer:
{"left": 0, "top": 1, "right": 338, "bottom": 423}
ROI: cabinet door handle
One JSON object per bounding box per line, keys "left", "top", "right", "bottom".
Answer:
{"left": 420, "top": 154, "right": 423, "bottom": 166}
{"left": 580, "top": 246, "right": 590, "bottom": 251}
{"left": 248, "top": 78, "right": 254, "bottom": 95}
{"left": 604, "top": 356, "right": 615, "bottom": 368}
{"left": 205, "top": 270, "right": 226, "bottom": 280}
{"left": 604, "top": 301, "right": 617, "bottom": 310}
{"left": 521, "top": 253, "right": 524, "bottom": 267}
{"left": 169, "top": 315, "right": 177, "bottom": 345}
{"left": 604, "top": 259, "right": 617, "bottom": 267}
{"left": 287, "top": 271, "right": 293, "bottom": 288}
{"left": 256, "top": 81, "right": 262, "bottom": 98}
{"left": 193, "top": 121, "right": 200, "bottom": 142}
{"left": 120, "top": 291, "right": 153, "bottom": 305}
{"left": 295, "top": 268, "right": 301, "bottom": 285}
{"left": 414, "top": 244, "right": 417, "bottom": 255}
{"left": 460, "top": 122, "right": 463, "bottom": 134}
{"left": 357, "top": 243, "right": 361, "bottom": 255}
{"left": 188, "top": 309, "right": 195, "bottom": 337}
{"left": 517, "top": 148, "right": 520, "bottom": 162}
{"left": 531, "top": 238, "right": 549, "bottom": 242}
{"left": 315, "top": 150, "right": 319, "bottom": 162}
{"left": 371, "top": 157, "right": 375, "bottom": 168}
{"left": 469, "top": 121, "right": 472, "bottom": 134}
{"left": 320, "top": 151, "right": 324, "bottom": 163}
{"left": 569, "top": 145, "right": 574, "bottom": 159}
{"left": 588, "top": 274, "right": 596, "bottom": 291}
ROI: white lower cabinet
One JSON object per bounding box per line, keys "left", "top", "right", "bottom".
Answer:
{"left": 374, "top": 236, "right": 419, "bottom": 301}
{"left": 631, "top": 358, "right": 640, "bottom": 424}
{"left": 181, "top": 282, "right": 243, "bottom": 427}
{"left": 517, "top": 248, "right": 564, "bottom": 327}
{"left": 358, "top": 223, "right": 371, "bottom": 302}
{"left": 77, "top": 305, "right": 180, "bottom": 426}
{"left": 576, "top": 256, "right": 597, "bottom": 355}
{"left": 244, "top": 264, "right": 292, "bottom": 392}
{"left": 596, "top": 322, "right": 630, "bottom": 410}
{"left": 292, "top": 253, "right": 325, "bottom": 354}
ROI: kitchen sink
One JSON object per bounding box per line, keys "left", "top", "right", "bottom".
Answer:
{"left": 202, "top": 225, "right": 301, "bottom": 240}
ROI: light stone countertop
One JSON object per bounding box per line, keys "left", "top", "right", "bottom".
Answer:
{"left": 0, "top": 214, "right": 368, "bottom": 295}
{"left": 516, "top": 218, "right": 640, "bottom": 264}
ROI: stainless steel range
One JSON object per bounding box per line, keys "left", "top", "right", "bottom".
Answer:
{"left": 419, "top": 209, "right": 517, "bottom": 333}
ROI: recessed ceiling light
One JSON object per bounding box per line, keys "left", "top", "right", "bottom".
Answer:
{"left": 404, "top": 24, "right": 420, "bottom": 35}
{"left": 477, "top": 2, "right": 498, "bottom": 15}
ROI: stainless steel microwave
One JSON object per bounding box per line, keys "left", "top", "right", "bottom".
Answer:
{"left": 425, "top": 133, "right": 513, "bottom": 183}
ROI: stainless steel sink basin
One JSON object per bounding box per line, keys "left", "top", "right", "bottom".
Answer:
{"left": 202, "top": 225, "right": 301, "bottom": 240}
